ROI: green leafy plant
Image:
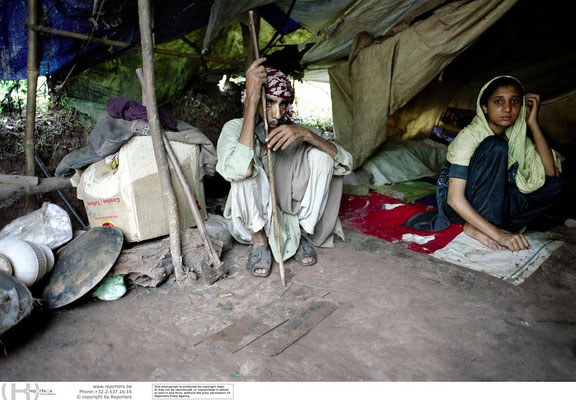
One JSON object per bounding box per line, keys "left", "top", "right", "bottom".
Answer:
{"left": 293, "top": 112, "right": 333, "bottom": 132}
{"left": 0, "top": 80, "right": 26, "bottom": 114}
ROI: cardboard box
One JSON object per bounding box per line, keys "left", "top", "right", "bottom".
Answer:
{"left": 77, "top": 136, "right": 207, "bottom": 242}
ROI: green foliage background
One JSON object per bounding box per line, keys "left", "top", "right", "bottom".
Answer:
{"left": 60, "top": 20, "right": 313, "bottom": 109}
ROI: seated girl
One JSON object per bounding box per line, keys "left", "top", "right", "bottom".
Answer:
{"left": 406, "top": 76, "right": 565, "bottom": 251}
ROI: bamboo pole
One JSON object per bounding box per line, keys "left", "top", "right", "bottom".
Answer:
{"left": 24, "top": 0, "right": 39, "bottom": 212}
{"left": 28, "top": 24, "right": 242, "bottom": 66}
{"left": 248, "top": 10, "right": 286, "bottom": 287}
{"left": 137, "top": 0, "right": 185, "bottom": 282}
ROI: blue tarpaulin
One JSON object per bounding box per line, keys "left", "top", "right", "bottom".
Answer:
{"left": 0, "top": 0, "right": 216, "bottom": 79}
{"left": 0, "top": 0, "right": 306, "bottom": 80}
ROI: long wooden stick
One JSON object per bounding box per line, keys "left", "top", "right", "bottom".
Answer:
{"left": 137, "top": 0, "right": 185, "bottom": 283}
{"left": 28, "top": 24, "right": 242, "bottom": 66}
{"left": 248, "top": 10, "right": 286, "bottom": 287}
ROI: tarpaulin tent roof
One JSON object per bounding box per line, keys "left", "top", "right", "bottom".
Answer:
{"left": 2, "top": 0, "right": 574, "bottom": 170}
{"left": 301, "top": 0, "right": 438, "bottom": 66}
{"left": 0, "top": 0, "right": 362, "bottom": 81}
{"left": 2, "top": 0, "right": 467, "bottom": 113}
{"left": 1, "top": 0, "right": 472, "bottom": 81}
{"left": 201, "top": 0, "right": 355, "bottom": 52}
{"left": 4, "top": 0, "right": 574, "bottom": 87}
{"left": 1, "top": 0, "right": 340, "bottom": 109}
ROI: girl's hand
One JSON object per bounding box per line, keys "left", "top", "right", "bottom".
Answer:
{"left": 497, "top": 231, "right": 531, "bottom": 252}
{"left": 525, "top": 93, "right": 540, "bottom": 128}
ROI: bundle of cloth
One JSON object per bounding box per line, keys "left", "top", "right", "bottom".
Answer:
{"left": 55, "top": 97, "right": 216, "bottom": 179}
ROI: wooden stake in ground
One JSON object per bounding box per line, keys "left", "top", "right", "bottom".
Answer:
{"left": 248, "top": 10, "right": 286, "bottom": 287}
{"left": 24, "top": 0, "right": 39, "bottom": 212}
{"left": 137, "top": 0, "right": 185, "bottom": 282}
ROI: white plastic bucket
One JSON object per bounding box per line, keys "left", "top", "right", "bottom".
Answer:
{"left": 0, "top": 238, "right": 48, "bottom": 287}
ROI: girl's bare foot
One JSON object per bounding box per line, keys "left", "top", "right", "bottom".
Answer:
{"left": 463, "top": 223, "right": 505, "bottom": 250}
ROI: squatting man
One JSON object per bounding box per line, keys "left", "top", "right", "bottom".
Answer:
{"left": 216, "top": 57, "right": 353, "bottom": 277}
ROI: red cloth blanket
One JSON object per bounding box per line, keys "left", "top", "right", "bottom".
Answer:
{"left": 339, "top": 193, "right": 463, "bottom": 254}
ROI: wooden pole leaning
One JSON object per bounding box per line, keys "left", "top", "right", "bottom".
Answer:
{"left": 248, "top": 10, "right": 286, "bottom": 287}
{"left": 24, "top": 0, "right": 39, "bottom": 212}
{"left": 161, "top": 137, "right": 225, "bottom": 275}
{"left": 137, "top": 0, "right": 185, "bottom": 282}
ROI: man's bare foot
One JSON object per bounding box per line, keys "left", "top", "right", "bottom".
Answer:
{"left": 463, "top": 223, "right": 505, "bottom": 250}
{"left": 251, "top": 230, "right": 270, "bottom": 275}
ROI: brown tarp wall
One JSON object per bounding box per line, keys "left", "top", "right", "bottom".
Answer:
{"left": 329, "top": 0, "right": 522, "bottom": 168}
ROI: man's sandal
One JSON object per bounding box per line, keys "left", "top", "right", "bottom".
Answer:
{"left": 294, "top": 236, "right": 317, "bottom": 266}
{"left": 246, "top": 244, "right": 272, "bottom": 277}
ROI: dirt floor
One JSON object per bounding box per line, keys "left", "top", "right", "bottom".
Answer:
{"left": 1, "top": 88, "right": 575, "bottom": 389}
{"left": 1, "top": 227, "right": 575, "bottom": 383}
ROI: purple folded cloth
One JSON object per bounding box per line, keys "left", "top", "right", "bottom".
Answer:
{"left": 106, "top": 96, "right": 178, "bottom": 131}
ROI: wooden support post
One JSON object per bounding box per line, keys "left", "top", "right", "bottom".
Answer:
{"left": 24, "top": 0, "right": 39, "bottom": 212}
{"left": 137, "top": 0, "right": 185, "bottom": 282}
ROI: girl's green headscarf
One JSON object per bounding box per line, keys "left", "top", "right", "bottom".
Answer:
{"left": 446, "top": 75, "right": 556, "bottom": 194}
